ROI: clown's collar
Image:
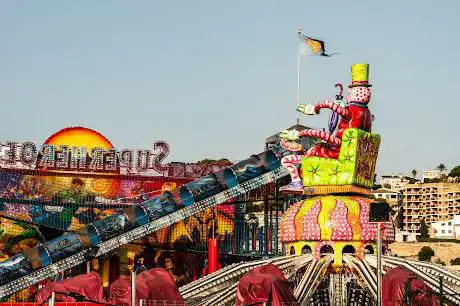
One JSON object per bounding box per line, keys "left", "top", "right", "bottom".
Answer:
{"left": 347, "top": 101, "right": 368, "bottom": 108}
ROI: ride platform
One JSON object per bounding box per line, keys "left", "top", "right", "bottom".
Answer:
{"left": 302, "top": 184, "right": 372, "bottom": 196}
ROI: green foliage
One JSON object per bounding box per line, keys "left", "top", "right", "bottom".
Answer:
{"left": 450, "top": 257, "right": 460, "bottom": 265}
{"left": 394, "top": 205, "right": 404, "bottom": 230}
{"left": 418, "top": 246, "right": 435, "bottom": 261}
{"left": 196, "top": 158, "right": 231, "bottom": 165}
{"left": 383, "top": 183, "right": 392, "bottom": 189}
{"left": 437, "top": 163, "right": 447, "bottom": 172}
{"left": 423, "top": 174, "right": 448, "bottom": 183}
{"left": 418, "top": 238, "right": 460, "bottom": 243}
{"left": 419, "top": 219, "right": 430, "bottom": 239}
{"left": 411, "top": 169, "right": 417, "bottom": 178}
{"left": 372, "top": 184, "right": 382, "bottom": 190}
{"left": 449, "top": 165, "right": 460, "bottom": 177}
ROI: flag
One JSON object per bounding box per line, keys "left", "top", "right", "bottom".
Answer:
{"left": 298, "top": 32, "right": 338, "bottom": 57}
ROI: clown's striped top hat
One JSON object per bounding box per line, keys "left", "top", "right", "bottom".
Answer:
{"left": 349, "top": 63, "right": 372, "bottom": 88}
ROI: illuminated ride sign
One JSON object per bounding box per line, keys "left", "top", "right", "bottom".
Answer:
{"left": 0, "top": 140, "right": 170, "bottom": 174}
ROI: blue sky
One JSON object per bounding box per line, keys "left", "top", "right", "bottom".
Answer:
{"left": 1, "top": 0, "right": 459, "bottom": 177}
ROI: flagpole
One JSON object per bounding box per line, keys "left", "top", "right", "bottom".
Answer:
{"left": 296, "top": 28, "right": 301, "bottom": 125}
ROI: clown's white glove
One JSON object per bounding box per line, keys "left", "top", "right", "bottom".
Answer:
{"left": 296, "top": 104, "right": 316, "bottom": 115}
{"left": 279, "top": 129, "right": 300, "bottom": 141}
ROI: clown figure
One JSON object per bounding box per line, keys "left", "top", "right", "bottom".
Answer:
{"left": 280, "top": 63, "right": 374, "bottom": 193}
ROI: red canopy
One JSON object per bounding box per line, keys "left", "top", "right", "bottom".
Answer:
{"left": 109, "top": 268, "right": 184, "bottom": 306}
{"left": 109, "top": 276, "right": 131, "bottom": 306}
{"left": 136, "top": 268, "right": 184, "bottom": 303}
{"left": 235, "top": 264, "right": 298, "bottom": 306}
{"left": 35, "top": 272, "right": 105, "bottom": 304}
{"left": 382, "top": 266, "right": 439, "bottom": 306}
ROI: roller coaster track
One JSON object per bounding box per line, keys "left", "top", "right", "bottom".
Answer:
{"left": 294, "top": 255, "right": 334, "bottom": 304}
{"left": 390, "top": 256, "right": 460, "bottom": 287}
{"left": 181, "top": 254, "right": 396, "bottom": 306}
{"left": 0, "top": 166, "right": 289, "bottom": 299}
{"left": 343, "top": 254, "right": 377, "bottom": 300}
{"left": 365, "top": 255, "right": 460, "bottom": 305}
{"left": 181, "top": 254, "right": 378, "bottom": 306}
{"left": 179, "top": 255, "right": 313, "bottom": 306}
{"left": 329, "top": 273, "right": 347, "bottom": 306}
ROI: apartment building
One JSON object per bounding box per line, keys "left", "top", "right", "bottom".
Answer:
{"left": 422, "top": 170, "right": 443, "bottom": 181}
{"left": 403, "top": 183, "right": 460, "bottom": 235}
{"left": 430, "top": 215, "right": 460, "bottom": 239}
{"left": 372, "top": 188, "right": 402, "bottom": 207}
{"left": 379, "top": 175, "right": 411, "bottom": 192}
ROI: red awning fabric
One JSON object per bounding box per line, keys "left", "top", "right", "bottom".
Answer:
{"left": 35, "top": 272, "right": 105, "bottom": 304}
{"left": 382, "top": 266, "right": 439, "bottom": 306}
{"left": 109, "top": 276, "right": 131, "bottom": 306}
{"left": 136, "top": 268, "right": 184, "bottom": 303}
{"left": 235, "top": 264, "right": 298, "bottom": 306}
{"left": 109, "top": 268, "right": 184, "bottom": 306}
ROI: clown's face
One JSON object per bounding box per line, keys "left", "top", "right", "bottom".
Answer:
{"left": 347, "top": 86, "right": 371, "bottom": 104}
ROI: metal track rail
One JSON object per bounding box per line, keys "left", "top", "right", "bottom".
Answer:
{"left": 365, "top": 255, "right": 460, "bottom": 305}
{"left": 295, "top": 255, "right": 334, "bottom": 304}
{"left": 383, "top": 256, "right": 460, "bottom": 286}
{"left": 201, "top": 283, "right": 238, "bottom": 306}
{"left": 0, "top": 167, "right": 289, "bottom": 298}
{"left": 181, "top": 259, "right": 272, "bottom": 302}
{"left": 183, "top": 255, "right": 310, "bottom": 295}
{"left": 343, "top": 255, "right": 377, "bottom": 299}
{"left": 293, "top": 258, "right": 319, "bottom": 300}
{"left": 180, "top": 255, "right": 312, "bottom": 306}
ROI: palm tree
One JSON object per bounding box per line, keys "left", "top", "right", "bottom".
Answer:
{"left": 437, "top": 163, "right": 447, "bottom": 173}
{"left": 411, "top": 169, "right": 417, "bottom": 179}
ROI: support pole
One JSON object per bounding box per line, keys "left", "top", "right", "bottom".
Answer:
{"left": 245, "top": 224, "right": 250, "bottom": 254}
{"left": 296, "top": 28, "right": 301, "bottom": 125}
{"left": 102, "top": 259, "right": 110, "bottom": 288}
{"left": 86, "top": 261, "right": 91, "bottom": 274}
{"left": 252, "top": 223, "right": 256, "bottom": 252}
{"left": 282, "top": 199, "right": 288, "bottom": 255}
{"left": 259, "top": 227, "right": 264, "bottom": 256}
{"left": 377, "top": 223, "right": 382, "bottom": 306}
{"left": 48, "top": 292, "right": 55, "bottom": 306}
{"left": 131, "top": 271, "right": 136, "bottom": 306}
{"left": 208, "top": 238, "right": 218, "bottom": 274}
{"left": 269, "top": 198, "right": 273, "bottom": 254}
{"left": 274, "top": 181, "right": 279, "bottom": 255}
{"left": 264, "top": 185, "right": 269, "bottom": 257}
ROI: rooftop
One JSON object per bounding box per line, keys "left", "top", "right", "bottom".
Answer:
{"left": 403, "top": 182, "right": 460, "bottom": 190}
{"left": 373, "top": 188, "right": 400, "bottom": 194}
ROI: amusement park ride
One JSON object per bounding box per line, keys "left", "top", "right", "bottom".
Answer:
{"left": 1, "top": 64, "right": 460, "bottom": 305}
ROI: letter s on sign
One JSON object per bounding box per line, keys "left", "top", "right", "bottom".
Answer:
{"left": 153, "top": 141, "right": 170, "bottom": 174}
